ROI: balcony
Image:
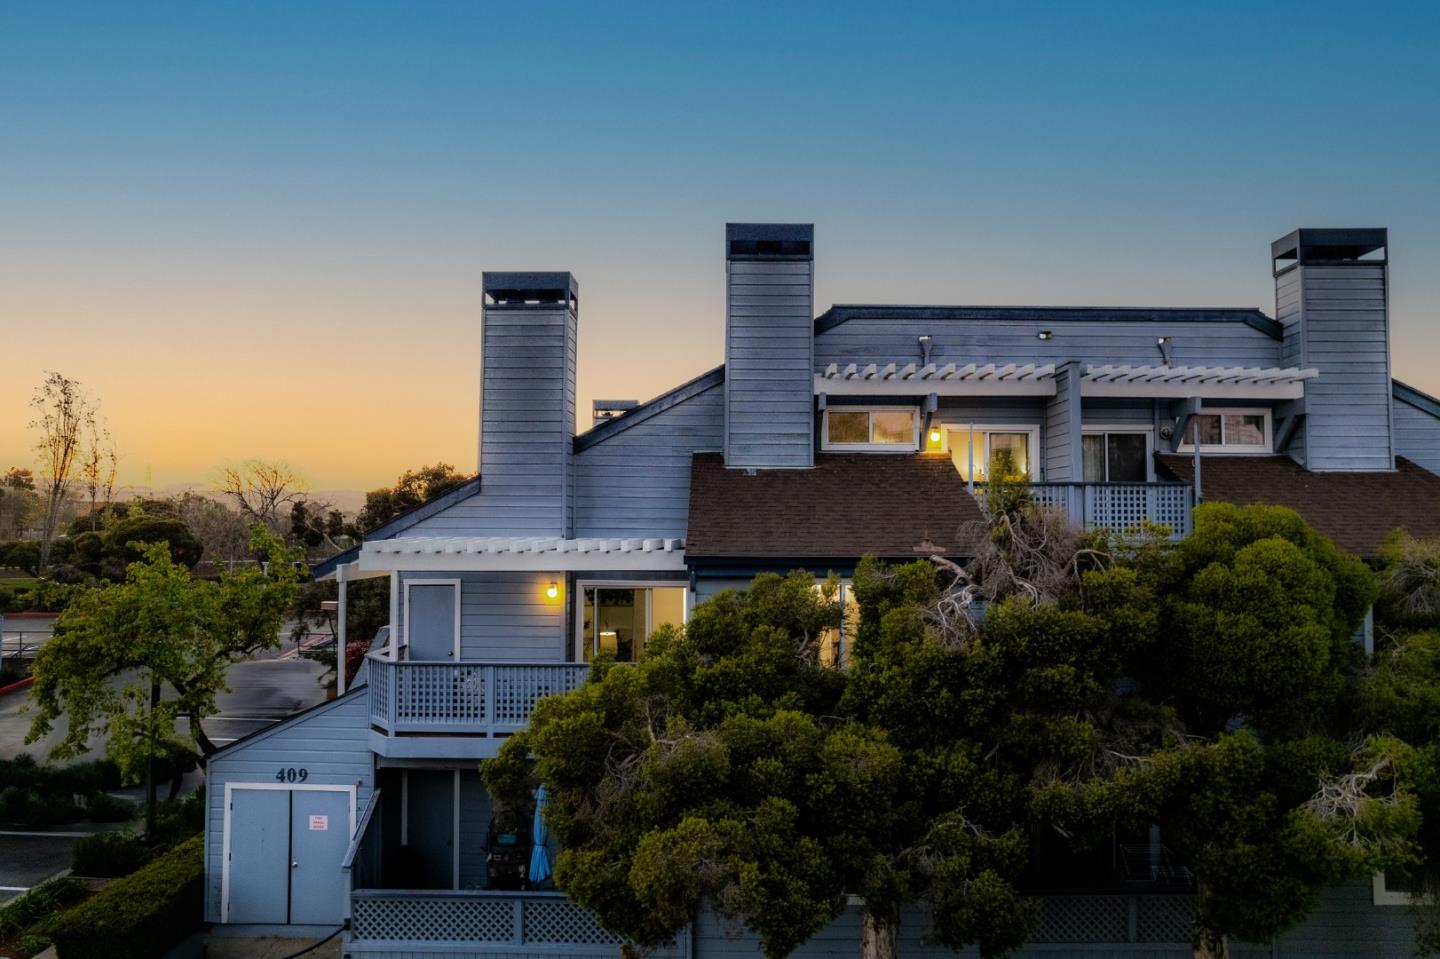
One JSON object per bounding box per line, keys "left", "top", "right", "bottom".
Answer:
{"left": 367, "top": 655, "right": 589, "bottom": 759}
{"left": 973, "top": 482, "right": 1195, "bottom": 538}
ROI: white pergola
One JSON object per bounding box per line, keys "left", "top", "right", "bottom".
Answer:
{"left": 815, "top": 362, "right": 1318, "bottom": 400}
{"left": 358, "top": 535, "right": 688, "bottom": 573}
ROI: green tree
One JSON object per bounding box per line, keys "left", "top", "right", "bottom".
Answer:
{"left": 26, "top": 529, "right": 299, "bottom": 836}
{"left": 1036, "top": 503, "right": 1412, "bottom": 959}
{"left": 29, "top": 372, "right": 100, "bottom": 571}
{"left": 357, "top": 463, "right": 473, "bottom": 532}
{"left": 101, "top": 515, "right": 204, "bottom": 573}
{"left": 290, "top": 577, "right": 390, "bottom": 687}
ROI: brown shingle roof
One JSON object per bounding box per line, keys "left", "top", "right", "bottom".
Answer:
{"left": 686, "top": 452, "right": 987, "bottom": 561}
{"left": 1156, "top": 454, "right": 1440, "bottom": 557}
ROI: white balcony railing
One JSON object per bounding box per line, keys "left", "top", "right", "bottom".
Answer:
{"left": 973, "top": 482, "right": 1195, "bottom": 538}
{"left": 368, "top": 655, "right": 589, "bottom": 736}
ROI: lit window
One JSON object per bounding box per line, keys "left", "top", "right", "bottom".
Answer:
{"left": 822, "top": 408, "right": 918, "bottom": 451}
{"left": 944, "top": 428, "right": 1036, "bottom": 481}
{"left": 579, "top": 585, "right": 687, "bottom": 663}
{"left": 1177, "top": 410, "right": 1271, "bottom": 453}
{"left": 1083, "top": 432, "right": 1151, "bottom": 482}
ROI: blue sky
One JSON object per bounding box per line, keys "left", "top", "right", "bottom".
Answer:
{"left": 3, "top": 2, "right": 1438, "bottom": 488}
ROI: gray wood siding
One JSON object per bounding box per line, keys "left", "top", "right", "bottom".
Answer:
{"left": 418, "top": 302, "right": 577, "bottom": 536}
{"left": 396, "top": 571, "right": 567, "bottom": 662}
{"left": 1270, "top": 878, "right": 1422, "bottom": 957}
{"left": 1082, "top": 398, "right": 1155, "bottom": 428}
{"left": 1045, "top": 362, "right": 1083, "bottom": 481}
{"left": 1281, "top": 264, "right": 1394, "bottom": 471}
{"left": 816, "top": 318, "right": 1281, "bottom": 371}
{"left": 1395, "top": 394, "right": 1440, "bottom": 474}
{"left": 725, "top": 260, "right": 814, "bottom": 468}
{"left": 205, "top": 689, "right": 375, "bottom": 922}
{"left": 573, "top": 383, "right": 723, "bottom": 538}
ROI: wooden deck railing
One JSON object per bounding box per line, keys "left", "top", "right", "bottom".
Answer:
{"left": 367, "top": 656, "right": 590, "bottom": 736}
{"left": 973, "top": 482, "right": 1195, "bottom": 538}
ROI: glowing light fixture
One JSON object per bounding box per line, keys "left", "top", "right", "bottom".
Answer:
{"left": 545, "top": 581, "right": 559, "bottom": 600}
{"left": 1037, "top": 330, "right": 1053, "bottom": 341}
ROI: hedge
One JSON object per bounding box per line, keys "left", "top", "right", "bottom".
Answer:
{"left": 49, "top": 834, "right": 203, "bottom": 959}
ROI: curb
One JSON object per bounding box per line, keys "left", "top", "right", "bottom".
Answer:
{"left": 0, "top": 676, "right": 34, "bottom": 696}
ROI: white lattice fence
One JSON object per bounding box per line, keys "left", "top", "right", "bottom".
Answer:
{"left": 351, "top": 893, "right": 518, "bottom": 942}
{"left": 493, "top": 666, "right": 591, "bottom": 729}
{"left": 1030, "top": 895, "right": 1195, "bottom": 945}
{"left": 1135, "top": 894, "right": 1195, "bottom": 943}
{"left": 1032, "top": 895, "right": 1131, "bottom": 943}
{"left": 523, "top": 898, "right": 622, "bottom": 945}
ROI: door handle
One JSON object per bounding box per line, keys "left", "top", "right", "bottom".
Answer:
{"left": 292, "top": 861, "right": 299, "bottom": 868}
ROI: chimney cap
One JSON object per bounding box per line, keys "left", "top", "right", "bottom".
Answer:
{"left": 483, "top": 271, "right": 579, "bottom": 308}
{"left": 1272, "top": 229, "right": 1386, "bottom": 273}
{"left": 726, "top": 223, "right": 813, "bottom": 260}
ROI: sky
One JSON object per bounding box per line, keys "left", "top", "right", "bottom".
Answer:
{"left": 3, "top": 2, "right": 1439, "bottom": 494}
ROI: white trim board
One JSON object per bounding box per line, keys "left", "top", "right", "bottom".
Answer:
{"left": 220, "top": 782, "right": 357, "bottom": 924}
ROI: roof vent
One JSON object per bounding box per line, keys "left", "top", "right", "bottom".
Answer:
{"left": 592, "top": 400, "right": 639, "bottom": 426}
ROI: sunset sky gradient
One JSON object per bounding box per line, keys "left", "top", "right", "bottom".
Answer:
{"left": 4, "top": 2, "right": 1439, "bottom": 493}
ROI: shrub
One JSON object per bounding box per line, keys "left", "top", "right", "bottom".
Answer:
{"left": 88, "top": 792, "right": 138, "bottom": 823}
{"left": 101, "top": 516, "right": 203, "bottom": 570}
{"left": 45, "top": 564, "right": 87, "bottom": 586}
{"left": 0, "top": 875, "right": 85, "bottom": 940}
{"left": 71, "top": 831, "right": 153, "bottom": 878}
{"left": 49, "top": 834, "right": 203, "bottom": 959}
{"left": 154, "top": 786, "right": 205, "bottom": 845}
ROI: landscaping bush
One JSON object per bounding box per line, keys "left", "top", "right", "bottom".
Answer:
{"left": 88, "top": 792, "right": 138, "bottom": 823}
{"left": 0, "top": 875, "right": 86, "bottom": 957}
{"left": 71, "top": 831, "right": 153, "bottom": 878}
{"left": 49, "top": 834, "right": 203, "bottom": 959}
{"left": 154, "top": 785, "right": 205, "bottom": 845}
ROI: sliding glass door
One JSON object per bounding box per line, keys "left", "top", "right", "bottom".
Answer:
{"left": 578, "top": 585, "right": 687, "bottom": 662}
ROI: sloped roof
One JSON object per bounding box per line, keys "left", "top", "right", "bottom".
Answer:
{"left": 1156, "top": 454, "right": 1440, "bottom": 556}
{"left": 814, "top": 305, "right": 1282, "bottom": 339}
{"left": 686, "top": 452, "right": 986, "bottom": 561}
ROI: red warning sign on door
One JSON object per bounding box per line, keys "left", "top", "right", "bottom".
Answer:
{"left": 309, "top": 815, "right": 328, "bottom": 831}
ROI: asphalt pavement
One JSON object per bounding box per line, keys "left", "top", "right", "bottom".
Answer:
{"left": 0, "top": 650, "right": 332, "bottom": 898}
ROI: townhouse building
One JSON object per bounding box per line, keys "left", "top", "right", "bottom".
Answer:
{"left": 204, "top": 225, "right": 1440, "bottom": 958}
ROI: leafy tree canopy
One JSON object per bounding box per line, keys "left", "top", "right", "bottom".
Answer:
{"left": 490, "top": 500, "right": 1426, "bottom": 959}
{"left": 26, "top": 529, "right": 299, "bottom": 782}
{"left": 357, "top": 463, "right": 473, "bottom": 533}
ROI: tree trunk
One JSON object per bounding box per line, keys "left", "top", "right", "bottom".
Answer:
{"left": 1193, "top": 883, "right": 1229, "bottom": 959}
{"left": 1193, "top": 923, "right": 1228, "bottom": 959}
{"left": 861, "top": 909, "right": 898, "bottom": 959}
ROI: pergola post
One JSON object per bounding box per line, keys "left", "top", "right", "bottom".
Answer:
{"left": 336, "top": 564, "right": 349, "bottom": 697}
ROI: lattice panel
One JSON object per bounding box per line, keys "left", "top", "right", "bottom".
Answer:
{"left": 1031, "top": 895, "right": 1130, "bottom": 943}
{"left": 494, "top": 666, "right": 590, "bottom": 726}
{"left": 1089, "top": 485, "right": 1149, "bottom": 531}
{"left": 1136, "top": 895, "right": 1195, "bottom": 944}
{"left": 523, "top": 898, "right": 621, "bottom": 945}
{"left": 396, "top": 664, "right": 486, "bottom": 725}
{"left": 350, "top": 895, "right": 515, "bottom": 942}
{"left": 370, "top": 662, "right": 391, "bottom": 721}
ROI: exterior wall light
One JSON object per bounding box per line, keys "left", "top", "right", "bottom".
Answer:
{"left": 546, "top": 581, "right": 560, "bottom": 601}
{"left": 1037, "top": 330, "right": 1053, "bottom": 340}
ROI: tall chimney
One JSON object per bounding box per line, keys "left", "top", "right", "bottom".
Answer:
{"left": 1272, "top": 229, "right": 1392, "bottom": 471}
{"left": 478, "top": 272, "right": 578, "bottom": 534}
{"left": 724, "top": 223, "right": 815, "bottom": 469}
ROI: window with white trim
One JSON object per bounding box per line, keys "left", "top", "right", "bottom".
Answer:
{"left": 576, "top": 583, "right": 687, "bottom": 662}
{"left": 1374, "top": 868, "right": 1433, "bottom": 906}
{"left": 822, "top": 407, "right": 919, "bottom": 451}
{"left": 942, "top": 426, "right": 1040, "bottom": 482}
{"left": 1176, "top": 410, "right": 1272, "bottom": 453}
{"left": 1082, "top": 429, "right": 1153, "bottom": 482}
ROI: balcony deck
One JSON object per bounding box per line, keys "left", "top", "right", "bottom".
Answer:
{"left": 973, "top": 481, "right": 1195, "bottom": 538}
{"left": 367, "top": 656, "right": 589, "bottom": 759}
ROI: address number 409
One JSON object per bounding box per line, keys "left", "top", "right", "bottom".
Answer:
{"left": 275, "top": 767, "right": 309, "bottom": 783}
